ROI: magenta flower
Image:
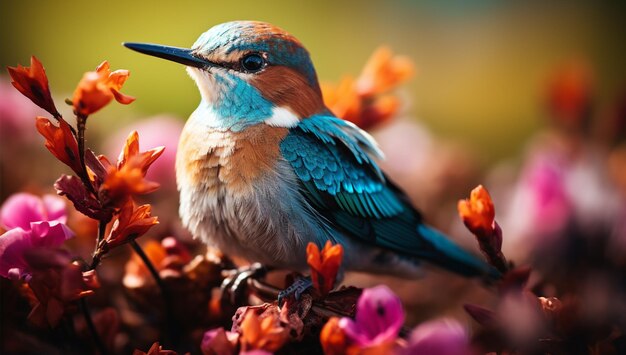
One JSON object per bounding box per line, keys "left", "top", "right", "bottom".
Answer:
{"left": 201, "top": 327, "right": 239, "bottom": 355}
{"left": 0, "top": 193, "right": 73, "bottom": 279}
{"left": 403, "top": 318, "right": 471, "bottom": 355}
{"left": 339, "top": 285, "right": 405, "bottom": 347}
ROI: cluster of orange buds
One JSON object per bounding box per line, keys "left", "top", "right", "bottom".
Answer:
{"left": 458, "top": 185, "right": 508, "bottom": 273}
{"left": 7, "top": 57, "right": 161, "bottom": 264}
{"left": 322, "top": 46, "right": 415, "bottom": 130}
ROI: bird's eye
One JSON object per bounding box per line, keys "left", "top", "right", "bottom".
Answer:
{"left": 241, "top": 53, "right": 265, "bottom": 73}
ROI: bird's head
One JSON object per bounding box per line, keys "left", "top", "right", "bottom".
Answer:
{"left": 125, "top": 21, "right": 326, "bottom": 130}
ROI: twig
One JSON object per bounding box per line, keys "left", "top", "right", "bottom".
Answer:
{"left": 80, "top": 298, "right": 108, "bottom": 355}
{"left": 75, "top": 114, "right": 97, "bottom": 196}
{"left": 130, "top": 240, "right": 178, "bottom": 346}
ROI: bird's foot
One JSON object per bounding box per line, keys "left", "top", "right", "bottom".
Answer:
{"left": 278, "top": 276, "right": 313, "bottom": 306}
{"left": 221, "top": 262, "right": 268, "bottom": 305}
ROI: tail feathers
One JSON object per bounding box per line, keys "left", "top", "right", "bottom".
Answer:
{"left": 417, "top": 225, "right": 501, "bottom": 281}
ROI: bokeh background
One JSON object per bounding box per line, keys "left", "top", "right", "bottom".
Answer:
{"left": 1, "top": 0, "right": 625, "bottom": 162}
{"left": 2, "top": 1, "right": 626, "bottom": 353}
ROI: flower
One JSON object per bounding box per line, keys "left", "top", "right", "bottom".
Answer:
{"left": 99, "top": 131, "right": 164, "bottom": 206}
{"left": 402, "top": 318, "right": 470, "bottom": 355}
{"left": 238, "top": 307, "right": 288, "bottom": 353}
{"left": 0, "top": 193, "right": 73, "bottom": 279}
{"left": 105, "top": 116, "right": 183, "bottom": 189}
{"left": 201, "top": 327, "right": 239, "bottom": 355}
{"left": 320, "top": 317, "right": 349, "bottom": 355}
{"left": 545, "top": 59, "right": 593, "bottom": 129}
{"left": 133, "top": 342, "right": 176, "bottom": 355}
{"left": 306, "top": 241, "right": 344, "bottom": 296}
{"left": 339, "top": 285, "right": 404, "bottom": 349}
{"left": 104, "top": 200, "right": 158, "bottom": 250}
{"left": 457, "top": 185, "right": 496, "bottom": 238}
{"left": 356, "top": 46, "right": 414, "bottom": 98}
{"left": 72, "top": 60, "right": 135, "bottom": 117}
{"left": 35, "top": 116, "right": 83, "bottom": 175}
{"left": 23, "top": 248, "right": 99, "bottom": 327}
{"left": 458, "top": 185, "right": 507, "bottom": 273}
{"left": 123, "top": 237, "right": 192, "bottom": 288}
{"left": 6, "top": 56, "right": 60, "bottom": 118}
{"left": 321, "top": 47, "right": 414, "bottom": 130}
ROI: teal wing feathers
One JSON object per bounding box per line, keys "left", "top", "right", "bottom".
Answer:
{"left": 279, "top": 115, "right": 500, "bottom": 279}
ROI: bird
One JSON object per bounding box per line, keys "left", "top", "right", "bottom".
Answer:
{"left": 124, "top": 21, "right": 499, "bottom": 290}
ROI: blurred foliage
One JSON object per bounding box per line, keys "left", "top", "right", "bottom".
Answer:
{"left": 1, "top": 0, "right": 625, "bottom": 162}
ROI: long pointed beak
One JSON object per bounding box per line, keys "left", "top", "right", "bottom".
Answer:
{"left": 123, "top": 42, "right": 210, "bottom": 68}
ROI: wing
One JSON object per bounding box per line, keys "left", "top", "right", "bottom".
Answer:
{"left": 279, "top": 115, "right": 430, "bottom": 255}
{"left": 280, "top": 115, "right": 500, "bottom": 279}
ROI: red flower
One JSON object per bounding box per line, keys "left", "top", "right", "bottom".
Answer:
{"left": 35, "top": 117, "right": 82, "bottom": 175}
{"left": 306, "top": 241, "right": 344, "bottom": 296}
{"left": 7, "top": 56, "right": 60, "bottom": 118}
{"left": 104, "top": 200, "right": 158, "bottom": 250}
{"left": 72, "top": 61, "right": 135, "bottom": 117}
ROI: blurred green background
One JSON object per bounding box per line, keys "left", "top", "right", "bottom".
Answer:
{"left": 1, "top": 0, "right": 624, "bottom": 162}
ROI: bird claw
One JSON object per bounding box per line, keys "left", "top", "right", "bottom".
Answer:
{"left": 221, "top": 262, "right": 267, "bottom": 305}
{"left": 278, "top": 276, "right": 313, "bottom": 306}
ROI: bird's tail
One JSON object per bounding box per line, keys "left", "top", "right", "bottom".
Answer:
{"left": 417, "top": 225, "right": 501, "bottom": 281}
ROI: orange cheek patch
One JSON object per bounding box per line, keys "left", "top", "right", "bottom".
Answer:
{"left": 252, "top": 66, "right": 325, "bottom": 118}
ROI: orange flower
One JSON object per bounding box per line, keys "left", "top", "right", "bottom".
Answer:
{"left": 321, "top": 47, "right": 414, "bottom": 130}
{"left": 7, "top": 56, "right": 60, "bottom": 118}
{"left": 105, "top": 200, "right": 158, "bottom": 250}
{"left": 100, "top": 158, "right": 160, "bottom": 206}
{"left": 239, "top": 309, "right": 288, "bottom": 352}
{"left": 457, "top": 185, "right": 495, "bottom": 237}
{"left": 117, "top": 131, "right": 164, "bottom": 174}
{"left": 99, "top": 132, "right": 164, "bottom": 206}
{"left": 322, "top": 77, "right": 362, "bottom": 124}
{"left": 307, "top": 241, "right": 344, "bottom": 296}
{"left": 132, "top": 342, "right": 176, "bottom": 355}
{"left": 72, "top": 61, "right": 135, "bottom": 117}
{"left": 321, "top": 317, "right": 349, "bottom": 355}
{"left": 35, "top": 117, "right": 83, "bottom": 175}
{"left": 356, "top": 46, "right": 414, "bottom": 97}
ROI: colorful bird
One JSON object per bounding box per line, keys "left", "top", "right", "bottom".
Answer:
{"left": 124, "top": 21, "right": 499, "bottom": 291}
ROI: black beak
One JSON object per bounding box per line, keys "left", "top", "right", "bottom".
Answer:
{"left": 123, "top": 42, "right": 210, "bottom": 68}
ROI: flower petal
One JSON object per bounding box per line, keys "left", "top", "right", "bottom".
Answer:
{"left": 346, "top": 285, "right": 404, "bottom": 346}
{"left": 42, "top": 194, "right": 67, "bottom": 223}
{"left": 0, "top": 228, "right": 32, "bottom": 278}
{"left": 0, "top": 193, "right": 45, "bottom": 230}
{"left": 405, "top": 318, "right": 470, "bottom": 355}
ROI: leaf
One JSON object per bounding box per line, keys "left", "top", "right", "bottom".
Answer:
{"left": 54, "top": 175, "right": 112, "bottom": 221}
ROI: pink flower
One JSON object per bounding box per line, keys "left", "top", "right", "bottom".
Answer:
{"left": 339, "top": 285, "right": 405, "bottom": 348}
{"left": 0, "top": 193, "right": 73, "bottom": 279}
{"left": 201, "top": 327, "right": 239, "bottom": 355}
{"left": 403, "top": 318, "right": 471, "bottom": 355}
